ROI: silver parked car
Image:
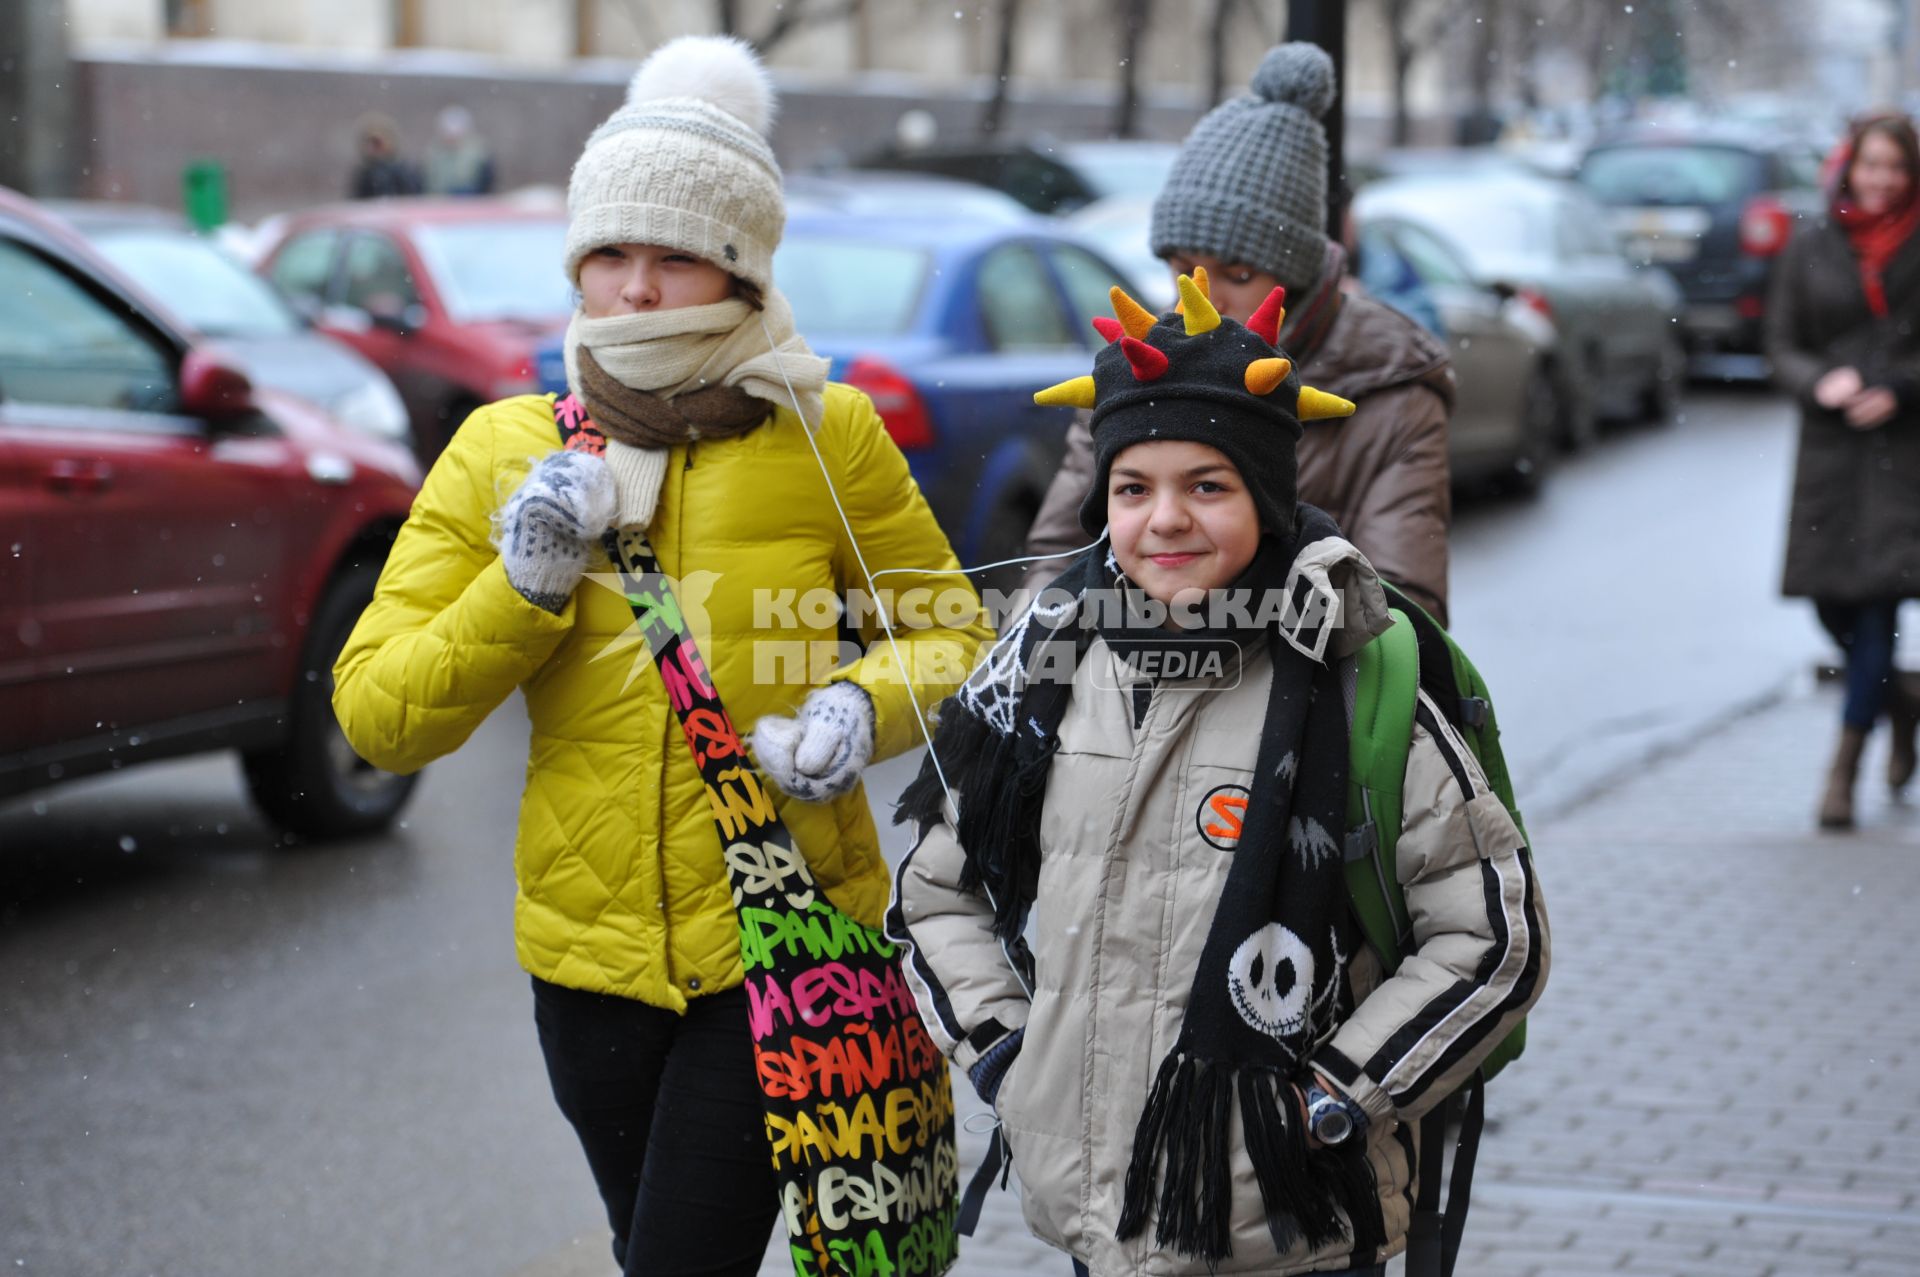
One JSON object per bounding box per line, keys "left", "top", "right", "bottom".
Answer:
{"left": 46, "top": 203, "right": 411, "bottom": 447}
{"left": 1355, "top": 172, "right": 1684, "bottom": 450}
{"left": 1356, "top": 213, "right": 1562, "bottom": 490}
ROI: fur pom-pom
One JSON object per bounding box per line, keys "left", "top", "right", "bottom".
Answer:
{"left": 1249, "top": 42, "right": 1336, "bottom": 119}
{"left": 627, "top": 34, "right": 775, "bottom": 135}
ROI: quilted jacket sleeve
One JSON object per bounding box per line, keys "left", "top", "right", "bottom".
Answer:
{"left": 886, "top": 818, "right": 1031, "bottom": 1071}
{"left": 819, "top": 389, "right": 994, "bottom": 762}
{"left": 331, "top": 405, "right": 576, "bottom": 775}
{"left": 1310, "top": 689, "right": 1549, "bottom": 1128}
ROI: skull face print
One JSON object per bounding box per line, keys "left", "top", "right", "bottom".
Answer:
{"left": 1228, "top": 922, "right": 1315, "bottom": 1040}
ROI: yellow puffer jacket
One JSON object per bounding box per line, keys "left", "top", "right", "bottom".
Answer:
{"left": 333, "top": 387, "right": 990, "bottom": 1011}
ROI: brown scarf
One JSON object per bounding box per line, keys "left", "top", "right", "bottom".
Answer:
{"left": 574, "top": 345, "right": 771, "bottom": 447}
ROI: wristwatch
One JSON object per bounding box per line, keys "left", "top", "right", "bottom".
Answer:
{"left": 1303, "top": 1081, "right": 1367, "bottom": 1147}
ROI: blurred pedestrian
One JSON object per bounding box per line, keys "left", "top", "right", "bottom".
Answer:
{"left": 892, "top": 284, "right": 1546, "bottom": 1277}
{"left": 348, "top": 112, "right": 421, "bottom": 199}
{"left": 1768, "top": 110, "right": 1920, "bottom": 830}
{"left": 329, "top": 35, "right": 988, "bottom": 1276}
{"left": 423, "top": 105, "right": 496, "bottom": 196}
{"left": 1021, "top": 43, "right": 1455, "bottom": 624}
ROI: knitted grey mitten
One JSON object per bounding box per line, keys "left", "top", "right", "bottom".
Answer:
{"left": 750, "top": 683, "right": 876, "bottom": 802}
{"left": 492, "top": 450, "right": 617, "bottom": 613}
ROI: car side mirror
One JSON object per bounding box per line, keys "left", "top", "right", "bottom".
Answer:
{"left": 179, "top": 348, "right": 258, "bottom": 421}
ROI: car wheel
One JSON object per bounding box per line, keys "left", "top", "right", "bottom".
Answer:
{"left": 1642, "top": 332, "right": 1687, "bottom": 426}
{"left": 243, "top": 563, "right": 418, "bottom": 840}
{"left": 1510, "top": 362, "right": 1559, "bottom": 495}
{"left": 1553, "top": 356, "right": 1599, "bottom": 453}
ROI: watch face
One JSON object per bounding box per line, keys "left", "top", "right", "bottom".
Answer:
{"left": 1314, "top": 1105, "right": 1354, "bottom": 1144}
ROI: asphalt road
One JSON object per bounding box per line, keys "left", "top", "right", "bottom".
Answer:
{"left": 0, "top": 386, "right": 1837, "bottom": 1277}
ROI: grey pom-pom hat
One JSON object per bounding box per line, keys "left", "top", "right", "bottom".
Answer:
{"left": 1149, "top": 42, "right": 1335, "bottom": 297}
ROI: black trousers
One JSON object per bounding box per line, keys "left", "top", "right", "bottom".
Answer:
{"left": 532, "top": 977, "right": 779, "bottom": 1276}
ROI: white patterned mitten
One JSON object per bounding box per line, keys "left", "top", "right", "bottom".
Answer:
{"left": 492, "top": 450, "right": 617, "bottom": 613}
{"left": 751, "top": 683, "right": 876, "bottom": 802}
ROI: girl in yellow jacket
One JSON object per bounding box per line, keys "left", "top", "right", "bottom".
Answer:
{"left": 330, "top": 36, "right": 989, "bottom": 1277}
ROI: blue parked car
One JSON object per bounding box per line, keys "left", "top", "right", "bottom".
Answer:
{"left": 536, "top": 175, "right": 1144, "bottom": 597}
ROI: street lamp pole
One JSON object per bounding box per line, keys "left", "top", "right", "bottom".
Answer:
{"left": 1286, "top": 0, "right": 1346, "bottom": 239}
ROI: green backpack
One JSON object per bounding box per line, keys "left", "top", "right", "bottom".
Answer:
{"left": 1343, "top": 585, "right": 1531, "bottom": 1276}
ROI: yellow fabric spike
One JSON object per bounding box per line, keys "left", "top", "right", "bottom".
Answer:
{"left": 1296, "top": 385, "right": 1358, "bottom": 420}
{"left": 1244, "top": 357, "right": 1293, "bottom": 396}
{"left": 1175, "top": 266, "right": 1212, "bottom": 315}
{"left": 1109, "top": 285, "right": 1156, "bottom": 340}
{"left": 1034, "top": 375, "right": 1098, "bottom": 409}
{"left": 1178, "top": 274, "right": 1220, "bottom": 335}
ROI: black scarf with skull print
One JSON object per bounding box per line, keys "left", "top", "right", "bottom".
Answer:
{"left": 896, "top": 503, "right": 1383, "bottom": 1265}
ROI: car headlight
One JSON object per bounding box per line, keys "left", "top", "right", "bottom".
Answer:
{"left": 330, "top": 378, "right": 411, "bottom": 443}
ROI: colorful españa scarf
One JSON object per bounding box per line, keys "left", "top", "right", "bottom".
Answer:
{"left": 896, "top": 504, "right": 1383, "bottom": 1265}
{"left": 554, "top": 396, "right": 960, "bottom": 1277}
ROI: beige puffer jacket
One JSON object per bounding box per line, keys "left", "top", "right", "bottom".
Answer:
{"left": 889, "top": 539, "right": 1547, "bottom": 1276}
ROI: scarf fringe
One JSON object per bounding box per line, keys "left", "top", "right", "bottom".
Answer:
{"left": 1117, "top": 1056, "right": 1385, "bottom": 1265}
{"left": 894, "top": 703, "right": 1055, "bottom": 943}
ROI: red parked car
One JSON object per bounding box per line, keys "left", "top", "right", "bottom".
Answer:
{"left": 0, "top": 187, "right": 423, "bottom": 838}
{"left": 255, "top": 198, "right": 572, "bottom": 462}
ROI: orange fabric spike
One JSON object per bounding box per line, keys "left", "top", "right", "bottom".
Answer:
{"left": 1091, "top": 315, "right": 1124, "bottom": 343}
{"left": 1034, "top": 375, "right": 1098, "bottom": 409}
{"left": 1178, "top": 274, "right": 1220, "bottom": 335}
{"left": 1110, "top": 285, "right": 1157, "bottom": 340}
{"left": 1121, "top": 335, "right": 1169, "bottom": 382}
{"left": 1244, "top": 356, "right": 1293, "bottom": 396}
{"left": 1296, "top": 385, "right": 1357, "bottom": 420}
{"left": 1247, "top": 286, "right": 1288, "bottom": 345}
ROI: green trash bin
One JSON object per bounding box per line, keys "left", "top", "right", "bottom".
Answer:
{"left": 182, "top": 159, "right": 228, "bottom": 232}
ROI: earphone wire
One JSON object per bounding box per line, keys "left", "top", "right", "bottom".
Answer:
{"left": 760, "top": 317, "right": 1096, "bottom": 996}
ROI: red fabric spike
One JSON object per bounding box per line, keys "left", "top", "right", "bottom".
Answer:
{"left": 1091, "top": 315, "right": 1124, "bottom": 343}
{"left": 1120, "top": 335, "right": 1169, "bottom": 381}
{"left": 1247, "top": 286, "right": 1288, "bottom": 346}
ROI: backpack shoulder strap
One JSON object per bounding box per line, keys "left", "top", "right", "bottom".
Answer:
{"left": 1346, "top": 608, "right": 1419, "bottom": 973}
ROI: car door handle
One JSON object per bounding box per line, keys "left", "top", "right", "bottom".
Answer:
{"left": 41, "top": 459, "right": 115, "bottom": 495}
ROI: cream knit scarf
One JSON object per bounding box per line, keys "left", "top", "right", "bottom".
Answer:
{"left": 563, "top": 290, "right": 829, "bottom": 528}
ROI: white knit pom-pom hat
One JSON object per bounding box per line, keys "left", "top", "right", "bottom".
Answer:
{"left": 563, "top": 34, "right": 784, "bottom": 291}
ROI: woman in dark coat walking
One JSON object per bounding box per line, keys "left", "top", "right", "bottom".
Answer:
{"left": 1768, "top": 111, "right": 1920, "bottom": 829}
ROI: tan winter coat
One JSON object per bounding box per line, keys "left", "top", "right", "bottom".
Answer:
{"left": 1022, "top": 290, "right": 1456, "bottom": 624}
{"left": 890, "top": 540, "right": 1547, "bottom": 1276}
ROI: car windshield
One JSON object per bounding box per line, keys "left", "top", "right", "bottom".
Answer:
{"left": 410, "top": 220, "right": 574, "bottom": 323}
{"left": 92, "top": 230, "right": 303, "bottom": 338}
{"left": 774, "top": 235, "right": 929, "bottom": 337}
{"left": 1579, "top": 145, "right": 1766, "bottom": 206}
{"left": 1373, "top": 186, "right": 1551, "bottom": 267}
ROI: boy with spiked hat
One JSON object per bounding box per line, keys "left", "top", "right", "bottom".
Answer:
{"left": 332, "top": 34, "right": 988, "bottom": 1275}
{"left": 890, "top": 274, "right": 1546, "bottom": 1275}
{"left": 1023, "top": 42, "right": 1456, "bottom": 624}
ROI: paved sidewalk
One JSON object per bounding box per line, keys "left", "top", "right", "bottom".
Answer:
{"left": 520, "top": 680, "right": 1920, "bottom": 1276}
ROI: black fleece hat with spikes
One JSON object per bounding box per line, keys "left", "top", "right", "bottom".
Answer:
{"left": 1032, "top": 273, "right": 1356, "bottom": 540}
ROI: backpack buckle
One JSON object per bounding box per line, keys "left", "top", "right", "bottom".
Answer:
{"left": 1344, "top": 821, "right": 1376, "bottom": 864}
{"left": 1458, "top": 696, "right": 1490, "bottom": 729}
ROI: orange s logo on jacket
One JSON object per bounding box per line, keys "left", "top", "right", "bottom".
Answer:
{"left": 1197, "top": 784, "right": 1251, "bottom": 850}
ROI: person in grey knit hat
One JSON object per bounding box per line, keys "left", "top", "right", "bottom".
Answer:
{"left": 1022, "top": 41, "right": 1456, "bottom": 626}
{"left": 1150, "top": 42, "right": 1335, "bottom": 308}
